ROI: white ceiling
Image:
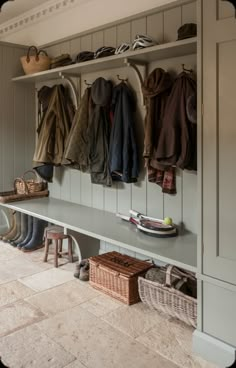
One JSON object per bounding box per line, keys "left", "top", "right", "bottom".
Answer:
{"left": 0, "top": 0, "right": 51, "bottom": 24}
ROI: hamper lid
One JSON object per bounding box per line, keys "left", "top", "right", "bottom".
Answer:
{"left": 89, "top": 251, "right": 152, "bottom": 277}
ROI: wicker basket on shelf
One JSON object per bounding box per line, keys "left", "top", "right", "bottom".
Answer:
{"left": 20, "top": 46, "right": 51, "bottom": 75}
{"left": 138, "top": 265, "right": 197, "bottom": 327}
{"left": 14, "top": 170, "right": 44, "bottom": 195}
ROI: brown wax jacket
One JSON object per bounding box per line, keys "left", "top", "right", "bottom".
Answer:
{"left": 156, "top": 72, "right": 197, "bottom": 170}
{"left": 33, "top": 85, "right": 74, "bottom": 166}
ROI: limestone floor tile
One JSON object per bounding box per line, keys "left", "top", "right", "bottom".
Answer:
{"left": 136, "top": 316, "right": 219, "bottom": 368}
{"left": 25, "top": 279, "right": 98, "bottom": 315}
{"left": 0, "top": 242, "right": 19, "bottom": 261}
{"left": 102, "top": 301, "right": 170, "bottom": 338}
{"left": 0, "top": 300, "right": 45, "bottom": 337}
{"left": 0, "top": 324, "right": 76, "bottom": 368}
{"left": 80, "top": 294, "right": 123, "bottom": 317}
{"left": 0, "top": 280, "right": 35, "bottom": 308}
{"left": 37, "top": 305, "right": 178, "bottom": 368}
{"left": 19, "top": 268, "right": 75, "bottom": 292}
{"left": 0, "top": 256, "right": 44, "bottom": 285}
{"left": 64, "top": 360, "right": 87, "bottom": 368}
{"left": 18, "top": 248, "right": 54, "bottom": 270}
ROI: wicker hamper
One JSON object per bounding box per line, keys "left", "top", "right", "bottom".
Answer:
{"left": 89, "top": 251, "right": 152, "bottom": 305}
{"left": 138, "top": 265, "right": 197, "bottom": 327}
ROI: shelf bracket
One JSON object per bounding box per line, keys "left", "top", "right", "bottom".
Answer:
{"left": 58, "top": 71, "right": 79, "bottom": 109}
{"left": 124, "top": 58, "right": 147, "bottom": 106}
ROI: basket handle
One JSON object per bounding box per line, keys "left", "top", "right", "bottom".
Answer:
{"left": 22, "top": 170, "right": 40, "bottom": 181}
{"left": 37, "top": 49, "right": 48, "bottom": 57}
{"left": 26, "top": 46, "right": 39, "bottom": 63}
{"left": 165, "top": 265, "right": 196, "bottom": 287}
{"left": 14, "top": 178, "right": 29, "bottom": 195}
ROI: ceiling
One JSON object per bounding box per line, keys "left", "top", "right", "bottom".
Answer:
{"left": 0, "top": 0, "right": 51, "bottom": 24}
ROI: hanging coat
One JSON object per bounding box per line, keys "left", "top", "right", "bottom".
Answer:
{"left": 63, "top": 87, "right": 92, "bottom": 171}
{"left": 142, "top": 68, "right": 176, "bottom": 194}
{"left": 109, "top": 82, "right": 139, "bottom": 183}
{"left": 87, "top": 77, "right": 113, "bottom": 186}
{"left": 156, "top": 72, "right": 197, "bottom": 170}
{"left": 33, "top": 84, "right": 74, "bottom": 166}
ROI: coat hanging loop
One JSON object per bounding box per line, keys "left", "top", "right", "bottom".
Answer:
{"left": 117, "top": 74, "right": 128, "bottom": 83}
{"left": 182, "top": 64, "right": 193, "bottom": 74}
{"left": 221, "top": 0, "right": 236, "bottom": 17}
{"left": 84, "top": 80, "right": 93, "bottom": 86}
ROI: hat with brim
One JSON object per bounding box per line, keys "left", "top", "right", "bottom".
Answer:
{"left": 177, "top": 23, "right": 197, "bottom": 41}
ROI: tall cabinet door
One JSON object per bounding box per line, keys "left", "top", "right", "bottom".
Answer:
{"left": 202, "top": 0, "right": 236, "bottom": 284}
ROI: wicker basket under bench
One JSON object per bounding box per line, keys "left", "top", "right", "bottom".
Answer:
{"left": 138, "top": 265, "right": 197, "bottom": 327}
{"left": 89, "top": 251, "right": 152, "bottom": 305}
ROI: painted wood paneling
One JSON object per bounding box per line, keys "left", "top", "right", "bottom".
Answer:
{"left": 0, "top": 44, "right": 35, "bottom": 195}
{"left": 39, "top": 1, "right": 197, "bottom": 235}
{"left": 163, "top": 7, "right": 182, "bottom": 43}
{"left": 147, "top": 12, "right": 164, "bottom": 44}
{"left": 104, "top": 27, "right": 117, "bottom": 47}
{"left": 218, "top": 0, "right": 235, "bottom": 19}
{"left": 182, "top": 1, "right": 197, "bottom": 24}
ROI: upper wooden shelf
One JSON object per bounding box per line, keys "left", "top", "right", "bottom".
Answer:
{"left": 12, "top": 37, "right": 197, "bottom": 83}
{"left": 0, "top": 197, "right": 197, "bottom": 272}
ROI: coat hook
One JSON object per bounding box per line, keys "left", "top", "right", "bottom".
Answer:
{"left": 84, "top": 79, "right": 93, "bottom": 86}
{"left": 117, "top": 74, "right": 128, "bottom": 83}
{"left": 182, "top": 64, "right": 193, "bottom": 73}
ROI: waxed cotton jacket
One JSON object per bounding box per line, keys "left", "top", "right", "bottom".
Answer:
{"left": 33, "top": 85, "right": 74, "bottom": 166}
{"left": 88, "top": 77, "right": 113, "bottom": 186}
{"left": 63, "top": 87, "right": 92, "bottom": 171}
{"left": 156, "top": 72, "right": 197, "bottom": 170}
{"left": 109, "top": 82, "right": 139, "bottom": 183}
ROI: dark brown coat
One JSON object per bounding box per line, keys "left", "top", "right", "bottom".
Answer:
{"left": 156, "top": 72, "right": 197, "bottom": 170}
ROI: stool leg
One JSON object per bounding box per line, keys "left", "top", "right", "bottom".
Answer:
{"left": 58, "top": 239, "right": 62, "bottom": 258}
{"left": 68, "top": 236, "right": 73, "bottom": 263}
{"left": 43, "top": 238, "right": 49, "bottom": 263}
{"left": 54, "top": 239, "right": 58, "bottom": 268}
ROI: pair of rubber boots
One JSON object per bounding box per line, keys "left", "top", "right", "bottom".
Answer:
{"left": 74, "top": 259, "right": 90, "bottom": 281}
{"left": 0, "top": 210, "right": 47, "bottom": 252}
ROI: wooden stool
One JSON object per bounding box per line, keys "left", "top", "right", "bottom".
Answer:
{"left": 43, "top": 226, "right": 73, "bottom": 268}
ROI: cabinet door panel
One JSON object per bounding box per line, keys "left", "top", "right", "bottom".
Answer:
{"left": 203, "top": 0, "right": 236, "bottom": 284}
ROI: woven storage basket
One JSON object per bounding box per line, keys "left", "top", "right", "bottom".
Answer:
{"left": 21, "top": 46, "right": 51, "bottom": 75}
{"left": 138, "top": 265, "right": 197, "bottom": 327}
{"left": 89, "top": 251, "right": 152, "bottom": 305}
{"left": 14, "top": 170, "right": 44, "bottom": 195}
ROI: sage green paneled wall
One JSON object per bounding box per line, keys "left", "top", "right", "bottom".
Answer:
{"left": 0, "top": 43, "right": 35, "bottom": 192}
{"left": 44, "top": 1, "right": 197, "bottom": 233}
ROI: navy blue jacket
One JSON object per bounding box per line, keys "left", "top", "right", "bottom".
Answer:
{"left": 109, "top": 83, "right": 139, "bottom": 183}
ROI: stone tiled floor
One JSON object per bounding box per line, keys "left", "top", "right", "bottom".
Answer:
{"left": 0, "top": 241, "right": 218, "bottom": 368}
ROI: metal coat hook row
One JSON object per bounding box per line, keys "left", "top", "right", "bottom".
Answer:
{"left": 117, "top": 74, "right": 128, "bottom": 83}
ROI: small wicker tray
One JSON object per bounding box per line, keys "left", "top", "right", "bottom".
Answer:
{"left": 0, "top": 189, "right": 49, "bottom": 204}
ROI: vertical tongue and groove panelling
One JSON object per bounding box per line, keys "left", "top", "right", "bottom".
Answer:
{"left": 44, "top": 0, "right": 197, "bottom": 235}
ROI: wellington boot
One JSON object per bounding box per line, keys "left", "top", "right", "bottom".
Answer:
{"left": 9, "top": 212, "right": 22, "bottom": 243}
{"left": 2, "top": 212, "right": 20, "bottom": 242}
{"left": 17, "top": 216, "right": 33, "bottom": 249}
{"left": 0, "top": 210, "right": 16, "bottom": 240}
{"left": 11, "top": 214, "right": 28, "bottom": 247}
{"left": 22, "top": 217, "right": 48, "bottom": 252}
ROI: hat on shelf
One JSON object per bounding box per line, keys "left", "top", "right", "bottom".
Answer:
{"left": 76, "top": 51, "right": 94, "bottom": 63}
{"left": 177, "top": 23, "right": 197, "bottom": 40}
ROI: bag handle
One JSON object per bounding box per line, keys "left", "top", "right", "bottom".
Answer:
{"left": 37, "top": 50, "right": 48, "bottom": 57}
{"left": 14, "top": 178, "right": 29, "bottom": 195}
{"left": 22, "top": 170, "right": 40, "bottom": 182}
{"left": 26, "top": 46, "right": 39, "bottom": 63}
